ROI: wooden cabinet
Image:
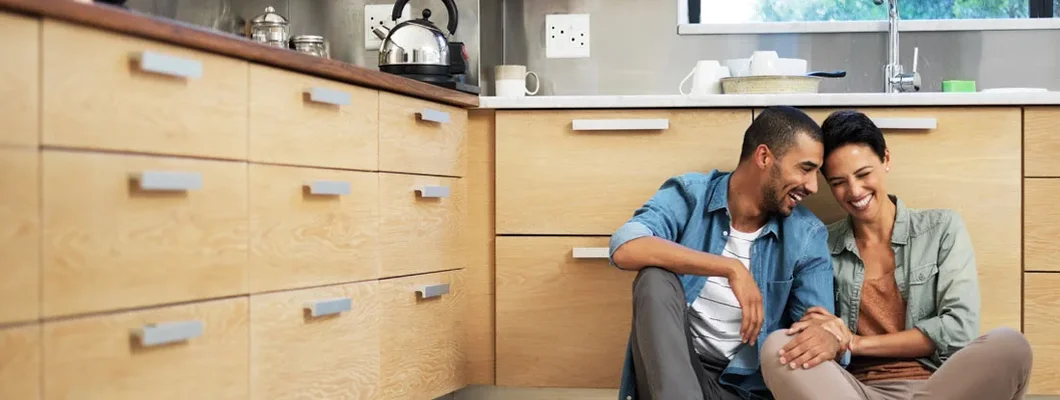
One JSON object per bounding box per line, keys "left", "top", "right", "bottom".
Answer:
{"left": 0, "top": 324, "right": 41, "bottom": 400}
{"left": 1023, "top": 273, "right": 1060, "bottom": 395}
{"left": 1024, "top": 179, "right": 1060, "bottom": 272}
{"left": 1024, "top": 107, "right": 1060, "bottom": 177}
{"left": 0, "top": 11, "right": 39, "bottom": 148}
{"left": 379, "top": 92, "right": 467, "bottom": 177}
{"left": 0, "top": 148, "right": 39, "bottom": 324}
{"left": 379, "top": 173, "right": 466, "bottom": 278}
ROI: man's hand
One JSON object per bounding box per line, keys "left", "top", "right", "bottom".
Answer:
{"left": 726, "top": 262, "right": 763, "bottom": 345}
{"left": 778, "top": 324, "right": 842, "bottom": 370}
{"left": 788, "top": 306, "right": 853, "bottom": 353}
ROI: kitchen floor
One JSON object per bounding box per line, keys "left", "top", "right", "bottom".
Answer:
{"left": 438, "top": 386, "right": 1060, "bottom": 399}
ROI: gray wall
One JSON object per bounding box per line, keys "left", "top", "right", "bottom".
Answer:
{"left": 490, "top": 0, "right": 1060, "bottom": 95}
{"left": 125, "top": 0, "right": 481, "bottom": 86}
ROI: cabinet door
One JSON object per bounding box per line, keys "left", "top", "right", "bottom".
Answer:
{"left": 0, "top": 12, "right": 39, "bottom": 148}
{"left": 0, "top": 149, "right": 39, "bottom": 324}
{"left": 496, "top": 236, "right": 635, "bottom": 388}
{"left": 1024, "top": 273, "right": 1060, "bottom": 395}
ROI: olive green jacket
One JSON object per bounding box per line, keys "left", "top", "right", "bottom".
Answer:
{"left": 827, "top": 195, "right": 980, "bottom": 370}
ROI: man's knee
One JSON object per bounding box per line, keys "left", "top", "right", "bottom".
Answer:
{"left": 633, "top": 267, "right": 683, "bottom": 307}
{"left": 982, "top": 327, "right": 1033, "bottom": 370}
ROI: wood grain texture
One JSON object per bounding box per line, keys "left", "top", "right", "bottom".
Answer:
{"left": 798, "top": 107, "right": 1022, "bottom": 333}
{"left": 464, "top": 109, "right": 495, "bottom": 385}
{"left": 1025, "top": 179, "right": 1060, "bottom": 272}
{"left": 249, "top": 65, "right": 379, "bottom": 171}
{"left": 1023, "top": 273, "right": 1060, "bottom": 395}
{"left": 249, "top": 164, "right": 379, "bottom": 293}
{"left": 0, "top": 11, "right": 39, "bottom": 148}
{"left": 42, "top": 297, "right": 249, "bottom": 400}
{"left": 42, "top": 151, "right": 248, "bottom": 317}
{"left": 465, "top": 293, "right": 494, "bottom": 385}
{"left": 379, "top": 270, "right": 466, "bottom": 399}
{"left": 1025, "top": 107, "right": 1060, "bottom": 177}
{"left": 495, "top": 236, "right": 636, "bottom": 388}
{"left": 0, "top": 0, "right": 478, "bottom": 108}
{"left": 0, "top": 149, "right": 39, "bottom": 324}
{"left": 455, "top": 386, "right": 618, "bottom": 400}
{"left": 379, "top": 92, "right": 468, "bottom": 177}
{"left": 378, "top": 173, "right": 466, "bottom": 278}
{"left": 495, "top": 108, "right": 752, "bottom": 235}
{"left": 0, "top": 324, "right": 41, "bottom": 400}
{"left": 250, "top": 282, "right": 380, "bottom": 400}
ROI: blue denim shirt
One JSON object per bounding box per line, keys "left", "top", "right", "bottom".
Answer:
{"left": 609, "top": 170, "right": 846, "bottom": 400}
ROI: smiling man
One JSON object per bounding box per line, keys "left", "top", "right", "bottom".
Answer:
{"left": 610, "top": 106, "right": 847, "bottom": 400}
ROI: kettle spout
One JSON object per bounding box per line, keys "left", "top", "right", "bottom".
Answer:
{"left": 371, "top": 24, "right": 390, "bottom": 40}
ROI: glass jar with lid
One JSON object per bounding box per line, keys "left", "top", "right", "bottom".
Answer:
{"left": 246, "top": 6, "right": 289, "bottom": 47}
{"left": 290, "top": 35, "right": 330, "bottom": 59}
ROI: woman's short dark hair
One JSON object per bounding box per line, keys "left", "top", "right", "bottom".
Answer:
{"left": 820, "top": 110, "right": 888, "bottom": 165}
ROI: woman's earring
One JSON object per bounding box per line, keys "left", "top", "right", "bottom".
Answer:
{"left": 886, "top": 167, "right": 890, "bottom": 172}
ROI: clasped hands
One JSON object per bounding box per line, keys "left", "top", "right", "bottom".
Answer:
{"left": 777, "top": 306, "right": 860, "bottom": 370}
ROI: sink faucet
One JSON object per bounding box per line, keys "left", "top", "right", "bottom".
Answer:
{"left": 876, "top": 0, "right": 921, "bottom": 92}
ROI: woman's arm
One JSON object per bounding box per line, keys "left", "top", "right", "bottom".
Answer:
{"left": 912, "top": 211, "right": 980, "bottom": 362}
{"left": 852, "top": 329, "right": 935, "bottom": 358}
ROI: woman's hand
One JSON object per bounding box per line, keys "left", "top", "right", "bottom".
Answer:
{"left": 788, "top": 306, "right": 855, "bottom": 353}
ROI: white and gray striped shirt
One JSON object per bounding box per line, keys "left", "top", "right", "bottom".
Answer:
{"left": 689, "top": 225, "right": 763, "bottom": 360}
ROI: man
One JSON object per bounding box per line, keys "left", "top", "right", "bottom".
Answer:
{"left": 610, "top": 106, "right": 849, "bottom": 400}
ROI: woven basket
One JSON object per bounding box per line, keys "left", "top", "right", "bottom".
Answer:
{"left": 720, "top": 75, "right": 822, "bottom": 94}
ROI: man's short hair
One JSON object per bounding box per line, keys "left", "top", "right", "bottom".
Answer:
{"left": 739, "top": 106, "right": 823, "bottom": 162}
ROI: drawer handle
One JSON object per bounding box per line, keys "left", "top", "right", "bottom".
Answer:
{"left": 417, "top": 283, "right": 450, "bottom": 299}
{"left": 572, "top": 119, "right": 670, "bottom": 131}
{"left": 134, "top": 51, "right": 203, "bottom": 79}
{"left": 418, "top": 108, "right": 451, "bottom": 124}
{"left": 305, "top": 87, "right": 352, "bottom": 106}
{"left": 304, "top": 180, "right": 351, "bottom": 196}
{"left": 870, "top": 117, "right": 937, "bottom": 130}
{"left": 572, "top": 247, "right": 610, "bottom": 259}
{"left": 415, "top": 185, "right": 450, "bottom": 198}
{"left": 132, "top": 320, "right": 204, "bottom": 347}
{"left": 304, "top": 297, "right": 352, "bottom": 317}
{"left": 131, "top": 171, "right": 202, "bottom": 191}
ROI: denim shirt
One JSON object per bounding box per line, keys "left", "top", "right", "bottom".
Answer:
{"left": 827, "top": 195, "right": 980, "bottom": 370}
{"left": 609, "top": 170, "right": 845, "bottom": 400}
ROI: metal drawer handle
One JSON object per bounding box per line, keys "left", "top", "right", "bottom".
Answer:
{"left": 304, "top": 297, "right": 352, "bottom": 317}
{"left": 132, "top": 320, "right": 204, "bottom": 347}
{"left": 417, "top": 283, "right": 450, "bottom": 299}
{"left": 131, "top": 171, "right": 202, "bottom": 191}
{"left": 572, "top": 247, "right": 610, "bottom": 259}
{"left": 304, "top": 180, "right": 351, "bottom": 196}
{"left": 572, "top": 119, "right": 670, "bottom": 131}
{"left": 134, "top": 51, "right": 203, "bottom": 79}
{"left": 415, "top": 185, "right": 450, "bottom": 198}
{"left": 418, "top": 108, "right": 451, "bottom": 124}
{"left": 870, "top": 117, "right": 937, "bottom": 130}
{"left": 305, "top": 87, "right": 352, "bottom": 106}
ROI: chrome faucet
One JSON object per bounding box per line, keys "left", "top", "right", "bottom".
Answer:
{"left": 876, "top": 0, "right": 921, "bottom": 92}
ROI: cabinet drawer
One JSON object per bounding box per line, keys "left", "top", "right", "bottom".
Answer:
{"left": 43, "top": 297, "right": 248, "bottom": 400}
{"left": 495, "top": 109, "right": 750, "bottom": 235}
{"left": 1024, "top": 273, "right": 1060, "bottom": 395}
{"left": 379, "top": 173, "right": 465, "bottom": 278}
{"left": 1, "top": 324, "right": 40, "bottom": 400}
{"left": 379, "top": 270, "right": 465, "bottom": 399}
{"left": 1025, "top": 179, "right": 1060, "bottom": 272}
{"left": 0, "top": 12, "right": 39, "bottom": 148}
{"left": 1025, "top": 107, "right": 1060, "bottom": 177}
{"left": 249, "top": 164, "right": 379, "bottom": 292}
{"left": 251, "top": 282, "right": 379, "bottom": 400}
{"left": 42, "top": 151, "right": 248, "bottom": 317}
{"left": 0, "top": 149, "right": 39, "bottom": 324}
{"left": 249, "top": 65, "right": 379, "bottom": 170}
{"left": 379, "top": 92, "right": 467, "bottom": 177}
{"left": 42, "top": 20, "right": 247, "bottom": 159}
{"left": 496, "top": 236, "right": 635, "bottom": 388}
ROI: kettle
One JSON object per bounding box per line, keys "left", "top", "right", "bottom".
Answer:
{"left": 375, "top": 0, "right": 460, "bottom": 79}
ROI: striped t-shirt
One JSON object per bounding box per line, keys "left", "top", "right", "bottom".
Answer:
{"left": 689, "top": 224, "right": 763, "bottom": 360}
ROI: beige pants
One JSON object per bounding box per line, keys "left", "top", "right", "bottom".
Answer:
{"left": 760, "top": 327, "right": 1033, "bottom": 400}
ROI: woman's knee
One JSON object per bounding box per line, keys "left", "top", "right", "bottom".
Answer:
{"left": 760, "top": 330, "right": 795, "bottom": 366}
{"left": 982, "top": 327, "right": 1033, "bottom": 369}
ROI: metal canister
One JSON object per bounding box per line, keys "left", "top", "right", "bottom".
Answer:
{"left": 247, "top": 6, "right": 289, "bottom": 47}
{"left": 290, "top": 35, "right": 330, "bottom": 59}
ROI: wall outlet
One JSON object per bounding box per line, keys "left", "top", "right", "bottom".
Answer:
{"left": 545, "top": 13, "right": 590, "bottom": 59}
{"left": 365, "top": 3, "right": 411, "bottom": 50}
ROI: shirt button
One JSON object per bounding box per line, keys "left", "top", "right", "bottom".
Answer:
{"left": 723, "top": 231, "right": 729, "bottom": 236}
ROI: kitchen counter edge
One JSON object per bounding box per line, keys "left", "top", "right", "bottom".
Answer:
{"left": 477, "top": 92, "right": 1060, "bottom": 109}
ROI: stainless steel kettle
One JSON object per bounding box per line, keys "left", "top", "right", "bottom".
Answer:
{"left": 375, "top": 0, "right": 459, "bottom": 78}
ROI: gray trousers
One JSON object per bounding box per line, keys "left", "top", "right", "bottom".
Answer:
{"left": 630, "top": 267, "right": 742, "bottom": 400}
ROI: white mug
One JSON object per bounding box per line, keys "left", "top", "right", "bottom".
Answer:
{"left": 679, "top": 60, "right": 729, "bottom": 95}
{"left": 749, "top": 50, "right": 779, "bottom": 76}
{"left": 494, "top": 65, "right": 540, "bottom": 97}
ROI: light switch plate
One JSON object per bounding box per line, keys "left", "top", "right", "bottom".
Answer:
{"left": 545, "top": 13, "right": 590, "bottom": 59}
{"left": 365, "top": 3, "right": 411, "bottom": 50}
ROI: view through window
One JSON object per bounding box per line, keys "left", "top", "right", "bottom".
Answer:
{"left": 684, "top": 0, "right": 1057, "bottom": 24}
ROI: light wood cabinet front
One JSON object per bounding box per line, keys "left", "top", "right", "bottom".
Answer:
{"left": 249, "top": 164, "right": 379, "bottom": 292}
{"left": 251, "top": 282, "right": 380, "bottom": 400}
{"left": 249, "top": 65, "right": 379, "bottom": 171}
{"left": 0, "top": 148, "right": 39, "bottom": 324}
{"left": 0, "top": 11, "right": 39, "bottom": 148}
{"left": 379, "top": 173, "right": 465, "bottom": 278}
{"left": 496, "top": 236, "right": 635, "bottom": 388}
{"left": 41, "top": 20, "right": 247, "bottom": 160}
{"left": 379, "top": 270, "right": 465, "bottom": 399}
{"left": 1023, "top": 273, "right": 1060, "bottom": 395}
{"left": 495, "top": 109, "right": 751, "bottom": 235}
{"left": 0, "top": 324, "right": 40, "bottom": 400}
{"left": 42, "top": 151, "right": 248, "bottom": 317}
{"left": 1024, "top": 107, "right": 1060, "bottom": 177}
{"left": 1024, "top": 179, "right": 1060, "bottom": 272}
{"left": 42, "top": 297, "right": 249, "bottom": 400}
{"left": 379, "top": 92, "right": 467, "bottom": 177}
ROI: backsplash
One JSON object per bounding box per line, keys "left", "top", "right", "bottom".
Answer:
{"left": 487, "top": 0, "right": 1060, "bottom": 95}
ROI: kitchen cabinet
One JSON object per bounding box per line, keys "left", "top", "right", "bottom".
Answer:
{"left": 1023, "top": 273, "right": 1060, "bottom": 394}
{"left": 0, "top": 11, "right": 39, "bottom": 148}
{"left": 0, "top": 148, "right": 40, "bottom": 324}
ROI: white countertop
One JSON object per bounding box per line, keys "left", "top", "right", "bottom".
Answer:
{"left": 477, "top": 91, "right": 1060, "bottom": 109}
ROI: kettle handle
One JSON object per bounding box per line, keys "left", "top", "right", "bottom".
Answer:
{"left": 392, "top": 0, "right": 459, "bottom": 35}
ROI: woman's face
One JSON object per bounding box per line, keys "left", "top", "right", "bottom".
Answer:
{"left": 823, "top": 143, "right": 891, "bottom": 222}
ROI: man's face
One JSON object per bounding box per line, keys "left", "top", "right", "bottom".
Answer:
{"left": 761, "top": 133, "right": 824, "bottom": 216}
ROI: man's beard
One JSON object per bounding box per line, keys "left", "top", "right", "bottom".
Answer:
{"left": 761, "top": 164, "right": 786, "bottom": 216}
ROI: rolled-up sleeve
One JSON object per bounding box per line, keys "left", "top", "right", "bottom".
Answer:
{"left": 914, "top": 212, "right": 980, "bottom": 363}
{"left": 790, "top": 222, "right": 849, "bottom": 367}
{"left": 608, "top": 175, "right": 695, "bottom": 269}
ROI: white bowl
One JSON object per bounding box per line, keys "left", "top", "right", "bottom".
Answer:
{"left": 776, "top": 58, "right": 808, "bottom": 76}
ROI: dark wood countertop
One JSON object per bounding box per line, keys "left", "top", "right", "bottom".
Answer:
{"left": 1, "top": 0, "right": 480, "bottom": 108}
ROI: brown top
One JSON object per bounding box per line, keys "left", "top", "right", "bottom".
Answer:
{"left": 847, "top": 269, "right": 934, "bottom": 382}
{"left": 0, "top": 0, "right": 479, "bottom": 108}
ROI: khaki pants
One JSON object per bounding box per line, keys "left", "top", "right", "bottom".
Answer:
{"left": 760, "top": 327, "right": 1033, "bottom": 400}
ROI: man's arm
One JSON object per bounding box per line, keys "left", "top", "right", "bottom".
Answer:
{"left": 780, "top": 222, "right": 850, "bottom": 368}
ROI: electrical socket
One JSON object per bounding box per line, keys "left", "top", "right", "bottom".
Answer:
{"left": 545, "top": 13, "right": 590, "bottom": 59}
{"left": 364, "top": 3, "right": 411, "bottom": 50}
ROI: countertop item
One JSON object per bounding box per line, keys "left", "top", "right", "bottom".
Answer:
{"left": 1, "top": 0, "right": 478, "bottom": 108}
{"left": 942, "top": 80, "right": 976, "bottom": 92}
{"left": 289, "top": 34, "right": 328, "bottom": 58}
{"left": 476, "top": 92, "right": 1060, "bottom": 109}
{"left": 246, "top": 6, "right": 288, "bottom": 48}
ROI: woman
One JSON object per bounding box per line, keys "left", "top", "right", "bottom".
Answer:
{"left": 759, "top": 110, "right": 1033, "bottom": 400}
